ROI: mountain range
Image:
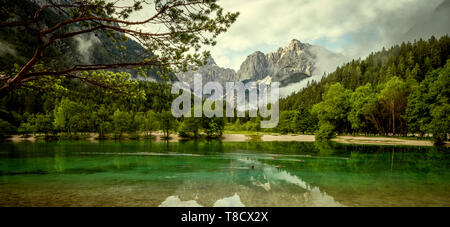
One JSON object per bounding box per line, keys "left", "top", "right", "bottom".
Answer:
{"left": 176, "top": 39, "right": 346, "bottom": 93}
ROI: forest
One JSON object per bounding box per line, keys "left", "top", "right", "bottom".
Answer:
{"left": 277, "top": 35, "right": 450, "bottom": 144}
{"left": 1, "top": 35, "right": 448, "bottom": 144}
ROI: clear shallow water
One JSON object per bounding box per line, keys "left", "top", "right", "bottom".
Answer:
{"left": 0, "top": 141, "right": 448, "bottom": 207}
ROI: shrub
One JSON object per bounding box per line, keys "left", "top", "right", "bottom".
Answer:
{"left": 0, "top": 119, "right": 15, "bottom": 138}
{"left": 315, "top": 122, "right": 336, "bottom": 141}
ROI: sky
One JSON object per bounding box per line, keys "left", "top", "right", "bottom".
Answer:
{"left": 208, "top": 0, "right": 448, "bottom": 70}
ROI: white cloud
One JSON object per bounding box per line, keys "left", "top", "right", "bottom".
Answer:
{"left": 210, "top": 0, "right": 446, "bottom": 70}
{"left": 0, "top": 41, "right": 17, "bottom": 57}
{"left": 111, "top": 0, "right": 448, "bottom": 71}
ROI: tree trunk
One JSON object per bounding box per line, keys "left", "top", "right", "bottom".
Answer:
{"left": 392, "top": 100, "right": 395, "bottom": 136}
{"left": 100, "top": 124, "right": 104, "bottom": 138}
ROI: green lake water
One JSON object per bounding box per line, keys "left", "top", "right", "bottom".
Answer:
{"left": 0, "top": 141, "right": 448, "bottom": 207}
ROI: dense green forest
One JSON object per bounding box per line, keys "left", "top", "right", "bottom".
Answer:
{"left": 0, "top": 74, "right": 226, "bottom": 140}
{"left": 278, "top": 35, "right": 450, "bottom": 144}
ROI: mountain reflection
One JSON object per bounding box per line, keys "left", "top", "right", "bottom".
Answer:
{"left": 159, "top": 156, "right": 343, "bottom": 207}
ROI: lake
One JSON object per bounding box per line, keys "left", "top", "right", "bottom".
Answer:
{"left": 0, "top": 141, "right": 448, "bottom": 207}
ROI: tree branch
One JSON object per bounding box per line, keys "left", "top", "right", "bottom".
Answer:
{"left": 22, "top": 61, "right": 175, "bottom": 79}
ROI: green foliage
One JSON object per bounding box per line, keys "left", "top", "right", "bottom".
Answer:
{"left": 202, "top": 117, "right": 225, "bottom": 139}
{"left": 315, "top": 122, "right": 336, "bottom": 141}
{"left": 18, "top": 122, "right": 34, "bottom": 136}
{"left": 112, "top": 109, "right": 132, "bottom": 138}
{"left": 79, "top": 71, "right": 145, "bottom": 99}
{"left": 179, "top": 117, "right": 201, "bottom": 138}
{"left": 275, "top": 36, "right": 449, "bottom": 144}
{"left": 407, "top": 60, "right": 450, "bottom": 144}
{"left": 132, "top": 112, "right": 146, "bottom": 133}
{"left": 377, "top": 76, "right": 410, "bottom": 135}
{"left": 225, "top": 117, "right": 262, "bottom": 132}
{"left": 158, "top": 111, "right": 178, "bottom": 138}
{"left": 278, "top": 111, "right": 297, "bottom": 134}
{"left": 348, "top": 83, "right": 377, "bottom": 132}
{"left": 0, "top": 71, "right": 177, "bottom": 140}
{"left": 178, "top": 106, "right": 225, "bottom": 139}
{"left": 91, "top": 105, "right": 112, "bottom": 138}
{"left": 406, "top": 78, "right": 433, "bottom": 135}
{"left": 281, "top": 35, "right": 450, "bottom": 111}
{"left": 0, "top": 119, "right": 15, "bottom": 138}
{"left": 312, "top": 83, "right": 351, "bottom": 134}
{"left": 33, "top": 114, "right": 54, "bottom": 136}
{"left": 294, "top": 107, "right": 318, "bottom": 134}
{"left": 53, "top": 98, "right": 87, "bottom": 134}
{"left": 141, "top": 110, "right": 159, "bottom": 137}
{"left": 0, "top": 19, "right": 447, "bottom": 145}
{"left": 429, "top": 104, "right": 449, "bottom": 145}
{"left": 427, "top": 62, "right": 450, "bottom": 144}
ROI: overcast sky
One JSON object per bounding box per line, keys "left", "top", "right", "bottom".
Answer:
{"left": 208, "top": 0, "right": 448, "bottom": 70}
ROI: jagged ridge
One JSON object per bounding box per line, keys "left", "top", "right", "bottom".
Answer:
{"left": 177, "top": 39, "right": 345, "bottom": 87}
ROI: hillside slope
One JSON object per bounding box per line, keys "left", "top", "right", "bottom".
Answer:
{"left": 281, "top": 35, "right": 450, "bottom": 110}
{"left": 0, "top": 0, "right": 162, "bottom": 81}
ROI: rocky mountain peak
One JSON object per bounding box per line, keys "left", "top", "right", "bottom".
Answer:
{"left": 177, "top": 39, "right": 345, "bottom": 91}
{"left": 238, "top": 39, "right": 320, "bottom": 83}
{"left": 206, "top": 57, "right": 217, "bottom": 66}
{"left": 251, "top": 51, "right": 266, "bottom": 56}
{"left": 176, "top": 56, "right": 236, "bottom": 86}
{"left": 237, "top": 51, "right": 269, "bottom": 81}
{"left": 288, "top": 39, "right": 310, "bottom": 51}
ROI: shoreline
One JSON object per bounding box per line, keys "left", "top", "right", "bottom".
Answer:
{"left": 6, "top": 133, "right": 448, "bottom": 147}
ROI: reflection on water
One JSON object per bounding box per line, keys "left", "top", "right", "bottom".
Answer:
{"left": 159, "top": 193, "right": 245, "bottom": 207}
{"left": 159, "top": 156, "right": 343, "bottom": 207}
{"left": 213, "top": 194, "right": 245, "bottom": 207}
{"left": 238, "top": 156, "right": 343, "bottom": 207}
{"left": 0, "top": 141, "right": 448, "bottom": 207}
{"left": 159, "top": 196, "right": 203, "bottom": 207}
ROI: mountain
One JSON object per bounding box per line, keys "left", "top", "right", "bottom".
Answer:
{"left": 238, "top": 40, "right": 316, "bottom": 85}
{"left": 177, "top": 39, "right": 345, "bottom": 89}
{"left": 237, "top": 51, "right": 271, "bottom": 82}
{"left": 175, "top": 58, "right": 237, "bottom": 86}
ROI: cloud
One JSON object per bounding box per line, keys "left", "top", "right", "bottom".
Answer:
{"left": 74, "top": 33, "right": 100, "bottom": 63}
{"left": 210, "top": 0, "right": 448, "bottom": 70}
{"left": 0, "top": 41, "right": 17, "bottom": 57}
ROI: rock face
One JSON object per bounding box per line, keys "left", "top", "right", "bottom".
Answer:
{"left": 177, "top": 39, "right": 345, "bottom": 87}
{"left": 31, "top": 0, "right": 73, "bottom": 7}
{"left": 175, "top": 57, "right": 237, "bottom": 86}
{"left": 238, "top": 39, "right": 317, "bottom": 84}
{"left": 237, "top": 51, "right": 269, "bottom": 81}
